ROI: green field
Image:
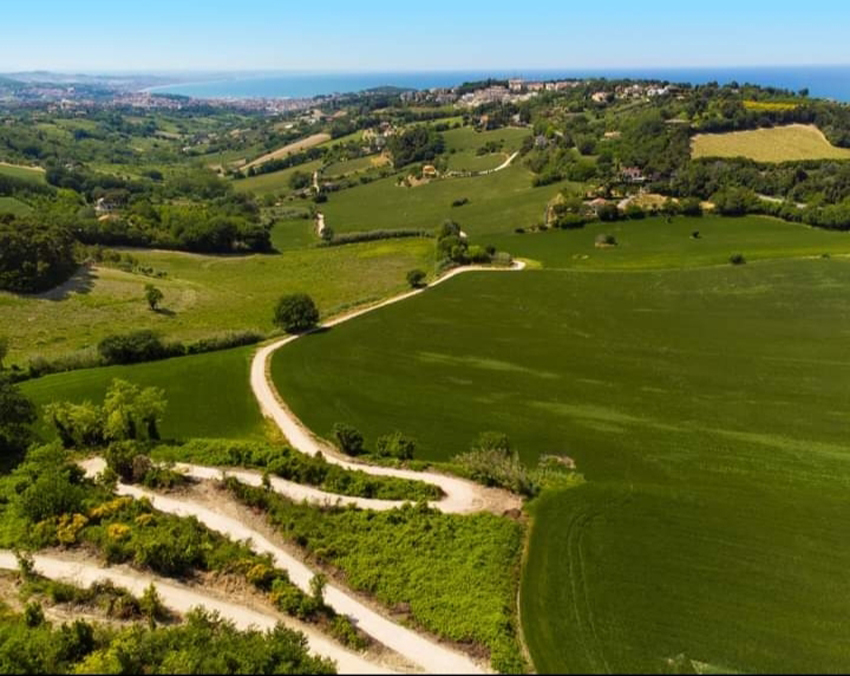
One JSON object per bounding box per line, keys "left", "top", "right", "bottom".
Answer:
{"left": 322, "top": 165, "right": 568, "bottom": 237}
{"left": 442, "top": 126, "right": 530, "bottom": 153}
{"left": 233, "top": 159, "right": 324, "bottom": 195}
{"left": 0, "top": 236, "right": 433, "bottom": 365}
{"left": 269, "top": 224, "right": 850, "bottom": 672}
{"left": 21, "top": 345, "right": 264, "bottom": 440}
{"left": 487, "top": 214, "right": 850, "bottom": 269}
{"left": 0, "top": 162, "right": 46, "bottom": 183}
{"left": 323, "top": 155, "right": 387, "bottom": 177}
{"left": 0, "top": 196, "right": 33, "bottom": 216}
{"left": 445, "top": 150, "right": 507, "bottom": 173}
{"left": 691, "top": 124, "right": 850, "bottom": 162}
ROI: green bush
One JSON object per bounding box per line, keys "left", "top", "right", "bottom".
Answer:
{"left": 273, "top": 294, "right": 319, "bottom": 333}
{"left": 97, "top": 330, "right": 180, "bottom": 365}
{"left": 375, "top": 431, "right": 416, "bottom": 460}
{"left": 406, "top": 269, "right": 426, "bottom": 288}
{"left": 730, "top": 252, "right": 747, "bottom": 265}
{"left": 331, "top": 423, "right": 364, "bottom": 456}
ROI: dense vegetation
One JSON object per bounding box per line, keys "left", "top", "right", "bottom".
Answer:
{"left": 0, "top": 600, "right": 334, "bottom": 674}
{"left": 226, "top": 479, "right": 527, "bottom": 673}
{"left": 0, "top": 216, "right": 77, "bottom": 293}
{"left": 150, "top": 438, "right": 442, "bottom": 501}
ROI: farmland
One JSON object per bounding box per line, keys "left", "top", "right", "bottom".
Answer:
{"left": 0, "top": 196, "right": 32, "bottom": 215}
{"left": 241, "top": 132, "right": 331, "bottom": 171}
{"left": 271, "top": 239, "right": 850, "bottom": 671}
{"left": 322, "top": 164, "right": 568, "bottom": 237}
{"left": 691, "top": 123, "right": 850, "bottom": 162}
{"left": 0, "top": 234, "right": 433, "bottom": 365}
{"left": 0, "top": 162, "right": 46, "bottom": 183}
{"left": 487, "top": 214, "right": 850, "bottom": 269}
{"left": 21, "top": 345, "right": 264, "bottom": 440}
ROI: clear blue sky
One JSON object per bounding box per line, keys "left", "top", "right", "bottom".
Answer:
{"left": 3, "top": 0, "right": 848, "bottom": 73}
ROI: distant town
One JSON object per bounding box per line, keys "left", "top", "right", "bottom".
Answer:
{"left": 0, "top": 72, "right": 680, "bottom": 115}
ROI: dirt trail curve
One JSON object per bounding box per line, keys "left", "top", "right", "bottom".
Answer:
{"left": 0, "top": 550, "right": 387, "bottom": 675}
{"left": 251, "top": 262, "right": 527, "bottom": 516}
{"left": 73, "top": 468, "right": 487, "bottom": 675}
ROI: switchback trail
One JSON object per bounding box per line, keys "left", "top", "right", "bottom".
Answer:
{"left": 251, "top": 262, "right": 527, "bottom": 516}
{"left": 0, "top": 550, "right": 389, "bottom": 675}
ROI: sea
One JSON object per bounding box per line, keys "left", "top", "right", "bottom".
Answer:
{"left": 147, "top": 66, "right": 850, "bottom": 102}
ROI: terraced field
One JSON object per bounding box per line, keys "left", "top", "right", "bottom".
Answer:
{"left": 270, "top": 217, "right": 850, "bottom": 673}
{"left": 691, "top": 123, "right": 850, "bottom": 162}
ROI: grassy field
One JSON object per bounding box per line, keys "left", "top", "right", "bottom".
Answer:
{"left": 232, "top": 159, "right": 324, "bottom": 195}
{"left": 21, "top": 345, "right": 264, "bottom": 440}
{"left": 445, "top": 150, "right": 507, "bottom": 172}
{"left": 691, "top": 124, "right": 850, "bottom": 162}
{"left": 442, "top": 126, "right": 530, "bottom": 153}
{"left": 270, "top": 250, "right": 850, "bottom": 672}
{"left": 322, "top": 165, "right": 569, "bottom": 237}
{"left": 0, "top": 236, "right": 434, "bottom": 365}
{"left": 323, "top": 155, "right": 388, "bottom": 177}
{"left": 0, "top": 196, "right": 33, "bottom": 216}
{"left": 242, "top": 133, "right": 331, "bottom": 172}
{"left": 0, "top": 162, "right": 46, "bottom": 183}
{"left": 487, "top": 214, "right": 850, "bottom": 269}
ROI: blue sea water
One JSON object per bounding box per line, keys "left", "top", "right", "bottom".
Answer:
{"left": 149, "top": 66, "right": 850, "bottom": 102}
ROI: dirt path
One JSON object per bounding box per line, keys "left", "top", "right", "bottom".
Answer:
{"left": 73, "top": 468, "right": 487, "bottom": 675}
{"left": 0, "top": 550, "right": 388, "bottom": 675}
{"left": 242, "top": 133, "right": 331, "bottom": 173}
{"left": 251, "top": 262, "right": 526, "bottom": 516}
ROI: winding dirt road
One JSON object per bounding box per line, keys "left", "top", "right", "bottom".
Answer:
{"left": 250, "top": 262, "right": 526, "bottom": 516}
{"left": 0, "top": 551, "right": 387, "bottom": 674}
{"left": 68, "top": 263, "right": 527, "bottom": 674}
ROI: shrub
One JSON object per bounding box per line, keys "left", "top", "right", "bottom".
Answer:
{"left": 597, "top": 203, "right": 621, "bottom": 222}
{"left": 624, "top": 204, "right": 646, "bottom": 220}
{"left": 185, "top": 330, "right": 264, "bottom": 354}
{"left": 273, "top": 294, "right": 319, "bottom": 333}
{"left": 97, "top": 330, "right": 178, "bottom": 365}
{"left": 375, "top": 431, "right": 416, "bottom": 460}
{"left": 454, "top": 431, "right": 537, "bottom": 497}
{"left": 331, "top": 423, "right": 364, "bottom": 456}
{"left": 729, "top": 252, "right": 747, "bottom": 265}
{"left": 406, "top": 269, "right": 426, "bottom": 288}
{"left": 451, "top": 197, "right": 469, "bottom": 207}
{"left": 321, "top": 229, "right": 430, "bottom": 247}
{"left": 595, "top": 233, "right": 618, "bottom": 246}
{"left": 681, "top": 197, "right": 703, "bottom": 217}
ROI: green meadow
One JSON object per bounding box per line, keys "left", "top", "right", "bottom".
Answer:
{"left": 270, "top": 223, "right": 850, "bottom": 672}
{"left": 442, "top": 126, "right": 530, "bottom": 153}
{"left": 322, "top": 165, "right": 568, "bottom": 237}
{"left": 233, "top": 159, "right": 324, "bottom": 195}
{"left": 488, "top": 214, "right": 850, "bottom": 269}
{"left": 0, "top": 162, "right": 46, "bottom": 183}
{"left": 0, "top": 233, "right": 434, "bottom": 365}
{"left": 0, "top": 196, "right": 32, "bottom": 216}
{"left": 21, "top": 345, "right": 264, "bottom": 441}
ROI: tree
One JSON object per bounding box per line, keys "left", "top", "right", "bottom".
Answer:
{"left": 144, "top": 284, "right": 164, "bottom": 311}
{"left": 375, "top": 431, "right": 416, "bottom": 460}
{"left": 729, "top": 253, "right": 747, "bottom": 265}
{"left": 0, "top": 336, "right": 7, "bottom": 369}
{"left": 103, "top": 379, "right": 167, "bottom": 442}
{"left": 332, "top": 423, "right": 364, "bottom": 456}
{"left": 406, "top": 269, "right": 426, "bottom": 288}
{"left": 0, "top": 375, "right": 36, "bottom": 464}
{"left": 273, "top": 294, "right": 319, "bottom": 333}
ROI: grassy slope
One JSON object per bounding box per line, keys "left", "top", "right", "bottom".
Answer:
{"left": 21, "top": 345, "right": 264, "bottom": 440}
{"left": 1, "top": 235, "right": 434, "bottom": 365}
{"left": 233, "top": 159, "right": 324, "bottom": 195}
{"left": 0, "top": 196, "right": 33, "bottom": 216}
{"left": 442, "top": 127, "right": 530, "bottom": 152}
{"left": 488, "top": 214, "right": 850, "bottom": 269}
{"left": 691, "top": 123, "right": 850, "bottom": 162}
{"left": 322, "top": 164, "right": 567, "bottom": 237}
{"left": 0, "top": 163, "right": 46, "bottom": 183}
{"left": 270, "top": 235, "right": 850, "bottom": 672}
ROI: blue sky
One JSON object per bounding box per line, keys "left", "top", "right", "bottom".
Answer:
{"left": 2, "top": 0, "right": 848, "bottom": 72}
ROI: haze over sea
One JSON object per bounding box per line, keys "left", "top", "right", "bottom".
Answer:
{"left": 149, "top": 66, "right": 850, "bottom": 102}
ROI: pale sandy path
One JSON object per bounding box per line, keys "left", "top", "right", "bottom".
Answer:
{"left": 0, "top": 551, "right": 388, "bottom": 675}
{"left": 251, "top": 262, "right": 527, "bottom": 516}
{"left": 75, "top": 468, "right": 486, "bottom": 675}
{"left": 243, "top": 133, "right": 331, "bottom": 172}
